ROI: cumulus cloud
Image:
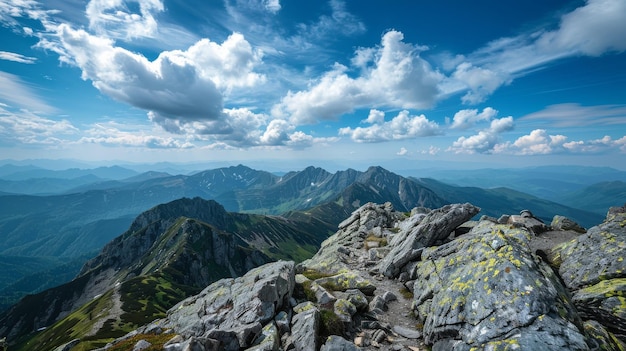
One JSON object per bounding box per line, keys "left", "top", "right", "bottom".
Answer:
{"left": 53, "top": 24, "right": 264, "bottom": 130}
{"left": 449, "top": 116, "right": 514, "bottom": 154}
{"left": 396, "top": 147, "right": 408, "bottom": 156}
{"left": 339, "top": 109, "right": 441, "bottom": 143}
{"left": 272, "top": 30, "right": 443, "bottom": 124}
{"left": 86, "top": 0, "right": 164, "bottom": 39}
{"left": 490, "top": 131, "right": 626, "bottom": 155}
{"left": 80, "top": 123, "right": 194, "bottom": 149}
{"left": 450, "top": 107, "right": 498, "bottom": 130}
{"left": 0, "top": 51, "right": 36, "bottom": 63}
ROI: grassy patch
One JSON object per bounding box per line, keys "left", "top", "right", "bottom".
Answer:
{"left": 106, "top": 333, "right": 175, "bottom": 351}
{"left": 319, "top": 309, "right": 344, "bottom": 338}
{"left": 301, "top": 269, "right": 335, "bottom": 281}
{"left": 399, "top": 286, "right": 414, "bottom": 299}
{"left": 301, "top": 280, "right": 318, "bottom": 303}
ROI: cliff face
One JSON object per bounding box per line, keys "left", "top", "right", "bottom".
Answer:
{"left": 93, "top": 202, "right": 626, "bottom": 351}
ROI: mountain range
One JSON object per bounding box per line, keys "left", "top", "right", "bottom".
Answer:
{"left": 0, "top": 164, "right": 619, "bottom": 314}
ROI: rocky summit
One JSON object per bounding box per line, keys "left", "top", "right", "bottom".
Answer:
{"left": 81, "top": 202, "right": 626, "bottom": 351}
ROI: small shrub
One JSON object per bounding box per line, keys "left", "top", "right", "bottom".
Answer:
{"left": 301, "top": 269, "right": 334, "bottom": 281}
{"left": 301, "top": 280, "right": 318, "bottom": 303}
{"left": 319, "top": 309, "right": 344, "bottom": 338}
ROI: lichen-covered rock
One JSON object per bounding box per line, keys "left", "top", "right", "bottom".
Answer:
{"left": 320, "top": 335, "right": 362, "bottom": 351}
{"left": 299, "top": 202, "right": 403, "bottom": 274}
{"left": 291, "top": 307, "right": 320, "bottom": 351}
{"left": 583, "top": 320, "right": 626, "bottom": 351}
{"left": 552, "top": 205, "right": 626, "bottom": 338}
{"left": 245, "top": 321, "right": 280, "bottom": 351}
{"left": 379, "top": 203, "right": 480, "bottom": 278}
{"left": 412, "top": 220, "right": 589, "bottom": 350}
{"left": 508, "top": 213, "right": 549, "bottom": 234}
{"left": 573, "top": 278, "right": 626, "bottom": 337}
{"left": 314, "top": 271, "right": 376, "bottom": 296}
{"left": 334, "top": 299, "right": 357, "bottom": 323}
{"left": 160, "top": 261, "right": 295, "bottom": 349}
{"left": 551, "top": 215, "right": 586, "bottom": 233}
{"left": 558, "top": 205, "right": 626, "bottom": 290}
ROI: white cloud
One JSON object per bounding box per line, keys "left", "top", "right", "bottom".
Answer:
{"left": 521, "top": 103, "right": 626, "bottom": 127}
{"left": 492, "top": 131, "right": 626, "bottom": 155}
{"left": 54, "top": 24, "right": 264, "bottom": 128}
{"left": 0, "top": 72, "right": 57, "bottom": 113}
{"left": 298, "top": 0, "right": 365, "bottom": 40}
{"left": 449, "top": 116, "right": 514, "bottom": 154}
{"left": 563, "top": 135, "right": 626, "bottom": 153}
{"left": 363, "top": 109, "right": 385, "bottom": 124}
{"left": 452, "top": 63, "right": 510, "bottom": 104}
{"left": 450, "top": 107, "right": 498, "bottom": 130}
{"left": 538, "top": 0, "right": 626, "bottom": 56}
{"left": 86, "top": 0, "right": 164, "bottom": 40}
{"left": 444, "top": 0, "right": 626, "bottom": 104}
{"left": 493, "top": 129, "right": 626, "bottom": 156}
{"left": 396, "top": 147, "right": 408, "bottom": 156}
{"left": 0, "top": 106, "right": 77, "bottom": 145}
{"left": 273, "top": 30, "right": 443, "bottom": 124}
{"left": 0, "top": 51, "right": 36, "bottom": 64}
{"left": 421, "top": 146, "right": 440, "bottom": 155}
{"left": 225, "top": 0, "right": 282, "bottom": 15}
{"left": 339, "top": 110, "right": 441, "bottom": 143}
{"left": 80, "top": 123, "right": 194, "bottom": 149}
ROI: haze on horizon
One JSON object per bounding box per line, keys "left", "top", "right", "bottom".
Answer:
{"left": 0, "top": 0, "right": 625, "bottom": 170}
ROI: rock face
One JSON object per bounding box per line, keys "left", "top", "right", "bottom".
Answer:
{"left": 25, "top": 202, "right": 626, "bottom": 351}
{"left": 549, "top": 204, "right": 626, "bottom": 340}
{"left": 161, "top": 260, "right": 295, "bottom": 348}
{"left": 412, "top": 221, "right": 588, "bottom": 350}
{"left": 377, "top": 202, "right": 480, "bottom": 278}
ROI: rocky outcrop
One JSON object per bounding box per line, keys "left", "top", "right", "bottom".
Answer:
{"left": 411, "top": 221, "right": 588, "bottom": 350}
{"left": 18, "top": 201, "right": 626, "bottom": 351}
{"left": 161, "top": 260, "right": 295, "bottom": 348}
{"left": 377, "top": 202, "right": 480, "bottom": 278}
{"left": 549, "top": 204, "right": 626, "bottom": 340}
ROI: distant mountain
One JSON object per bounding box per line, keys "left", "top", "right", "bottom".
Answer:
{"left": 405, "top": 165, "right": 626, "bottom": 201}
{"left": 0, "top": 165, "right": 138, "bottom": 181}
{"left": 0, "top": 197, "right": 333, "bottom": 349}
{"left": 413, "top": 178, "right": 603, "bottom": 228}
{"left": 0, "top": 175, "right": 103, "bottom": 195}
{"left": 555, "top": 181, "right": 626, "bottom": 215}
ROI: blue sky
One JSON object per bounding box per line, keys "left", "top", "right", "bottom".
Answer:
{"left": 0, "top": 0, "right": 625, "bottom": 170}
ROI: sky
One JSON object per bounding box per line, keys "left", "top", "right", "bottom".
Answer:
{"left": 0, "top": 0, "right": 625, "bottom": 171}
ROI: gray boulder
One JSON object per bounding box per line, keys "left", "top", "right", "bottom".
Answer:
{"left": 320, "top": 335, "right": 361, "bottom": 350}
{"left": 551, "top": 215, "right": 586, "bottom": 233}
{"left": 378, "top": 203, "right": 480, "bottom": 278}
{"left": 291, "top": 307, "right": 320, "bottom": 351}
{"left": 161, "top": 260, "right": 295, "bottom": 349}
{"left": 552, "top": 205, "right": 626, "bottom": 338}
{"left": 299, "top": 202, "right": 403, "bottom": 274}
{"left": 412, "top": 220, "right": 589, "bottom": 350}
